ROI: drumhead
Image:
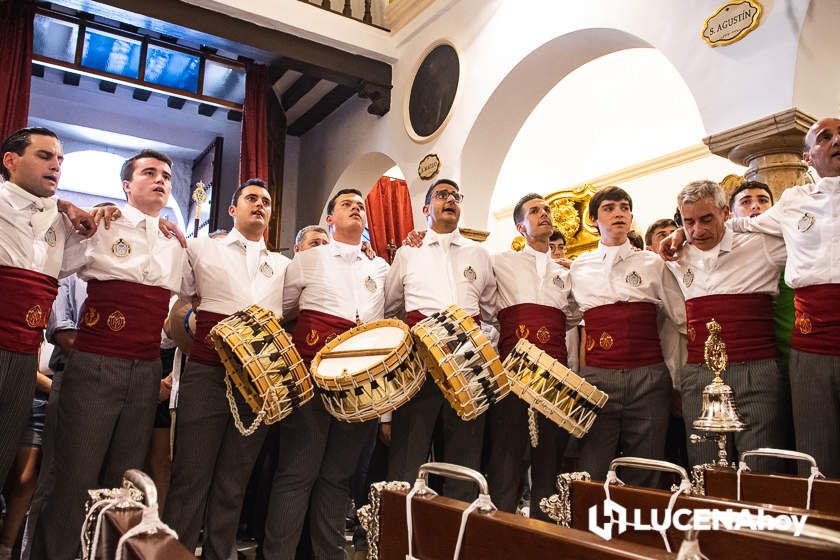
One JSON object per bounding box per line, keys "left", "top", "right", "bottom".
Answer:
{"left": 316, "top": 325, "right": 405, "bottom": 378}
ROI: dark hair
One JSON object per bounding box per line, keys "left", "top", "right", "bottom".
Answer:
{"left": 120, "top": 149, "right": 173, "bottom": 182}
{"left": 549, "top": 228, "right": 566, "bottom": 244}
{"left": 588, "top": 186, "right": 632, "bottom": 221}
{"left": 512, "top": 192, "right": 544, "bottom": 225}
{"left": 230, "top": 178, "right": 269, "bottom": 207}
{"left": 424, "top": 178, "right": 459, "bottom": 205}
{"left": 673, "top": 207, "right": 682, "bottom": 227}
{"left": 0, "top": 127, "right": 60, "bottom": 180}
{"left": 644, "top": 218, "right": 678, "bottom": 247}
{"left": 327, "top": 188, "right": 363, "bottom": 215}
{"left": 627, "top": 230, "right": 645, "bottom": 250}
{"left": 728, "top": 180, "right": 774, "bottom": 208}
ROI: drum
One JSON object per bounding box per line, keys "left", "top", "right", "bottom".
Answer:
{"left": 209, "top": 304, "right": 313, "bottom": 435}
{"left": 503, "top": 338, "right": 608, "bottom": 438}
{"left": 310, "top": 318, "right": 425, "bottom": 422}
{"left": 411, "top": 305, "right": 509, "bottom": 420}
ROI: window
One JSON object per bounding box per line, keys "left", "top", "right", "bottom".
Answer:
{"left": 33, "top": 14, "right": 78, "bottom": 63}
{"left": 144, "top": 45, "right": 200, "bottom": 93}
{"left": 81, "top": 28, "right": 141, "bottom": 79}
{"left": 202, "top": 60, "right": 246, "bottom": 103}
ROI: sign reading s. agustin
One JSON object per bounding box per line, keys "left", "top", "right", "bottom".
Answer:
{"left": 701, "top": 0, "right": 762, "bottom": 48}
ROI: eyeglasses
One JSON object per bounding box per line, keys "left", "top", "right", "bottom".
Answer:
{"left": 432, "top": 190, "right": 464, "bottom": 202}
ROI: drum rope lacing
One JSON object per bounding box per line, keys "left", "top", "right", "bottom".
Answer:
{"left": 224, "top": 375, "right": 270, "bottom": 436}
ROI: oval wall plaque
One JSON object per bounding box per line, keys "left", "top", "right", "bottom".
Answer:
{"left": 407, "top": 43, "right": 459, "bottom": 140}
{"left": 701, "top": 0, "right": 762, "bottom": 47}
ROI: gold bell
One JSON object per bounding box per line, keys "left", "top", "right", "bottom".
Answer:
{"left": 692, "top": 318, "right": 745, "bottom": 433}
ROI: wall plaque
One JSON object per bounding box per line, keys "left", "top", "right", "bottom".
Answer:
{"left": 418, "top": 153, "right": 441, "bottom": 180}
{"left": 406, "top": 42, "right": 459, "bottom": 141}
{"left": 701, "top": 0, "right": 762, "bottom": 47}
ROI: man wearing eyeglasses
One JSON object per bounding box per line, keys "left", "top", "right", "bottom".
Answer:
{"left": 384, "top": 178, "right": 497, "bottom": 501}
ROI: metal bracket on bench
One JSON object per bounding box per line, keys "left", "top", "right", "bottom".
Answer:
{"left": 540, "top": 471, "right": 591, "bottom": 526}
{"left": 358, "top": 480, "right": 411, "bottom": 560}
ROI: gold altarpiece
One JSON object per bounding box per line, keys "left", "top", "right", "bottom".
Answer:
{"left": 511, "top": 183, "right": 601, "bottom": 259}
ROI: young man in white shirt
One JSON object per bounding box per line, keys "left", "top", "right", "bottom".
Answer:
{"left": 163, "top": 178, "right": 291, "bottom": 559}
{"left": 667, "top": 180, "right": 790, "bottom": 471}
{"left": 264, "top": 189, "right": 388, "bottom": 560}
{"left": 32, "top": 150, "right": 186, "bottom": 560}
{"left": 487, "top": 193, "right": 580, "bottom": 518}
{"left": 570, "top": 186, "right": 685, "bottom": 485}
{"left": 384, "top": 179, "right": 497, "bottom": 501}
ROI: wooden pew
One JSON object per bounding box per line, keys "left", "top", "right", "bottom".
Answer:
{"left": 693, "top": 448, "right": 840, "bottom": 516}
{"left": 360, "top": 463, "right": 675, "bottom": 559}
{"left": 84, "top": 470, "right": 194, "bottom": 560}
{"left": 547, "top": 458, "right": 840, "bottom": 560}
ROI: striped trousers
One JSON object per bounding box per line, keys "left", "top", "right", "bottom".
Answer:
{"left": 30, "top": 350, "right": 159, "bottom": 560}
{"left": 0, "top": 349, "right": 37, "bottom": 487}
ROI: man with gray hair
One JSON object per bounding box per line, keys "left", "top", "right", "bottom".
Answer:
{"left": 666, "top": 180, "right": 790, "bottom": 470}
{"left": 294, "top": 225, "right": 329, "bottom": 252}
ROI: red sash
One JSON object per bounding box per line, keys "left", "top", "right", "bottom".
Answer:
{"left": 406, "top": 310, "right": 481, "bottom": 329}
{"left": 498, "top": 303, "right": 567, "bottom": 363}
{"left": 189, "top": 310, "right": 227, "bottom": 366}
{"left": 792, "top": 284, "right": 840, "bottom": 356}
{"left": 685, "top": 294, "right": 776, "bottom": 363}
{"left": 0, "top": 266, "right": 58, "bottom": 354}
{"left": 583, "top": 302, "right": 662, "bottom": 369}
{"left": 74, "top": 280, "right": 170, "bottom": 360}
{"left": 292, "top": 309, "right": 355, "bottom": 364}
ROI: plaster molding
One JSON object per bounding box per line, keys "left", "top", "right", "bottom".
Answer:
{"left": 704, "top": 108, "right": 816, "bottom": 164}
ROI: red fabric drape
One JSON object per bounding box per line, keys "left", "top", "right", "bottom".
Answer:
{"left": 239, "top": 61, "right": 269, "bottom": 184}
{"left": 365, "top": 176, "right": 414, "bottom": 262}
{"left": 0, "top": 0, "right": 34, "bottom": 141}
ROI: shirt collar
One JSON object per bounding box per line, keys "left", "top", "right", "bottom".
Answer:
{"left": 685, "top": 228, "right": 731, "bottom": 262}
{"left": 597, "top": 238, "right": 634, "bottom": 263}
{"left": 223, "top": 227, "right": 267, "bottom": 251}
{"left": 329, "top": 239, "right": 363, "bottom": 259}
{"left": 121, "top": 203, "right": 158, "bottom": 227}
{"left": 523, "top": 243, "right": 550, "bottom": 260}
{"left": 423, "top": 227, "right": 465, "bottom": 247}
{"left": 2, "top": 181, "right": 54, "bottom": 211}
{"left": 812, "top": 176, "right": 840, "bottom": 194}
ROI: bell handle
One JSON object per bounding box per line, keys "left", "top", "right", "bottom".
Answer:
{"left": 739, "top": 447, "right": 820, "bottom": 472}
{"left": 123, "top": 469, "right": 158, "bottom": 511}
{"left": 416, "top": 462, "right": 490, "bottom": 497}
{"left": 607, "top": 457, "right": 690, "bottom": 488}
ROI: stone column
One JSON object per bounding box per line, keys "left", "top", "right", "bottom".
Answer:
{"left": 704, "top": 108, "right": 816, "bottom": 201}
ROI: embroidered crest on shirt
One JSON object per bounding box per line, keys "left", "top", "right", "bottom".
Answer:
{"left": 463, "top": 266, "right": 477, "bottom": 282}
{"left": 112, "top": 238, "right": 131, "bottom": 257}
{"left": 536, "top": 326, "right": 551, "bottom": 344}
{"left": 625, "top": 271, "right": 642, "bottom": 287}
{"left": 553, "top": 274, "right": 564, "bottom": 289}
{"left": 797, "top": 212, "right": 815, "bottom": 232}
{"left": 683, "top": 268, "right": 694, "bottom": 288}
{"left": 599, "top": 332, "right": 614, "bottom": 350}
{"left": 364, "top": 275, "right": 377, "bottom": 293}
{"left": 44, "top": 226, "right": 57, "bottom": 247}
{"left": 25, "top": 305, "right": 44, "bottom": 328}
{"left": 259, "top": 262, "right": 274, "bottom": 278}
{"left": 107, "top": 310, "right": 126, "bottom": 332}
{"left": 82, "top": 306, "right": 100, "bottom": 327}
{"left": 515, "top": 324, "right": 529, "bottom": 339}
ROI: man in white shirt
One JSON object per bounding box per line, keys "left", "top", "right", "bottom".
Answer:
{"left": 263, "top": 189, "right": 388, "bottom": 560}
{"left": 570, "top": 186, "right": 685, "bottom": 485}
{"left": 488, "top": 193, "right": 580, "bottom": 518}
{"left": 162, "top": 179, "right": 290, "bottom": 559}
{"left": 294, "top": 224, "right": 329, "bottom": 252}
{"left": 384, "top": 179, "right": 497, "bottom": 501}
{"left": 32, "top": 150, "right": 186, "bottom": 560}
{"left": 667, "top": 180, "right": 790, "bottom": 471}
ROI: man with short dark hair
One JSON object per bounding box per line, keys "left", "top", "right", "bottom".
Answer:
{"left": 163, "top": 178, "right": 290, "bottom": 559}
{"left": 729, "top": 180, "right": 774, "bottom": 218}
{"left": 667, "top": 180, "right": 789, "bottom": 471}
{"left": 385, "top": 178, "right": 497, "bottom": 501}
{"left": 487, "top": 193, "right": 579, "bottom": 518}
{"left": 570, "top": 186, "right": 684, "bottom": 485}
{"left": 264, "top": 188, "right": 389, "bottom": 559}
{"left": 32, "top": 149, "right": 186, "bottom": 560}
{"left": 644, "top": 218, "right": 678, "bottom": 252}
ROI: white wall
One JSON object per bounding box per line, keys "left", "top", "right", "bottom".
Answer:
{"left": 292, "top": 0, "right": 820, "bottom": 234}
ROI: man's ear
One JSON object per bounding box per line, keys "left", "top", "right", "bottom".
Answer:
{"left": 325, "top": 213, "right": 335, "bottom": 228}
{"left": 422, "top": 204, "right": 430, "bottom": 218}
{"left": 803, "top": 151, "right": 812, "bottom": 166}
{"left": 122, "top": 180, "right": 131, "bottom": 198}
{"left": 228, "top": 204, "right": 236, "bottom": 218}
{"left": 515, "top": 222, "right": 526, "bottom": 236}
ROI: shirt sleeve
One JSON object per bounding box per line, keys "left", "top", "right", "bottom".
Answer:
{"left": 762, "top": 234, "right": 788, "bottom": 270}
{"left": 658, "top": 261, "right": 686, "bottom": 332}
{"left": 46, "top": 276, "right": 78, "bottom": 342}
{"left": 179, "top": 241, "right": 198, "bottom": 298}
{"left": 478, "top": 251, "right": 498, "bottom": 327}
{"left": 384, "top": 249, "right": 406, "bottom": 319}
{"left": 728, "top": 198, "right": 784, "bottom": 237}
{"left": 59, "top": 231, "right": 91, "bottom": 278}
{"left": 282, "top": 253, "right": 305, "bottom": 319}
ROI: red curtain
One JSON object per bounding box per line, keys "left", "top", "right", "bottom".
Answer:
{"left": 239, "top": 61, "right": 269, "bottom": 184}
{"left": 0, "top": 0, "right": 34, "bottom": 141}
{"left": 365, "top": 176, "right": 414, "bottom": 262}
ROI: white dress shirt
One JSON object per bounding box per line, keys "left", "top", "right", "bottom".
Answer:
{"left": 492, "top": 245, "right": 580, "bottom": 327}
{"left": 384, "top": 228, "right": 497, "bottom": 321}
{"left": 283, "top": 240, "right": 389, "bottom": 323}
{"left": 181, "top": 227, "right": 290, "bottom": 317}
{"left": 0, "top": 180, "right": 69, "bottom": 278}
{"left": 729, "top": 176, "right": 840, "bottom": 288}
{"left": 61, "top": 203, "right": 184, "bottom": 291}
{"left": 666, "top": 229, "right": 787, "bottom": 299}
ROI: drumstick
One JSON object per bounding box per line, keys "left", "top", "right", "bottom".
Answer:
{"left": 319, "top": 348, "right": 393, "bottom": 359}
